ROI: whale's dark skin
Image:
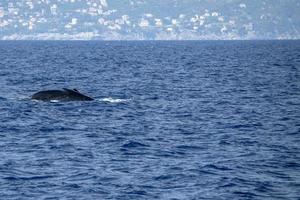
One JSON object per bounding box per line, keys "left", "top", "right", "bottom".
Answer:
{"left": 31, "top": 88, "right": 94, "bottom": 101}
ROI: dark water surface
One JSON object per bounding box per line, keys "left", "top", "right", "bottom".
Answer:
{"left": 0, "top": 41, "right": 299, "bottom": 199}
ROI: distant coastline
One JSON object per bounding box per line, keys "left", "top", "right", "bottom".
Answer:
{"left": 1, "top": 32, "right": 299, "bottom": 41}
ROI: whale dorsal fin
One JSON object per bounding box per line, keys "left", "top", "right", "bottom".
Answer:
{"left": 63, "top": 88, "right": 78, "bottom": 93}
{"left": 63, "top": 88, "right": 84, "bottom": 95}
{"left": 62, "top": 88, "right": 93, "bottom": 100}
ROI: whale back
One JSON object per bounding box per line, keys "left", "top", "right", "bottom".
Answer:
{"left": 31, "top": 88, "right": 94, "bottom": 101}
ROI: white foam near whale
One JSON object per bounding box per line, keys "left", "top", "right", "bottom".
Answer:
{"left": 99, "top": 97, "right": 130, "bottom": 103}
{"left": 50, "top": 100, "right": 60, "bottom": 103}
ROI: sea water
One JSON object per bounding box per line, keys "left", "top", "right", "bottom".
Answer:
{"left": 0, "top": 41, "right": 299, "bottom": 199}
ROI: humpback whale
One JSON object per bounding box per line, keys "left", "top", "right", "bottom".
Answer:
{"left": 31, "top": 88, "right": 94, "bottom": 101}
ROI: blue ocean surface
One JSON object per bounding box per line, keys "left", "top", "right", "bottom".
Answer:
{"left": 0, "top": 41, "right": 299, "bottom": 199}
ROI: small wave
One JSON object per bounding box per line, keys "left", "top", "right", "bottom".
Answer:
{"left": 3, "top": 175, "right": 54, "bottom": 181}
{"left": 6, "top": 96, "right": 30, "bottom": 101}
{"left": 18, "top": 96, "right": 30, "bottom": 100}
{"left": 122, "top": 141, "right": 149, "bottom": 148}
{"left": 98, "top": 97, "right": 130, "bottom": 103}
